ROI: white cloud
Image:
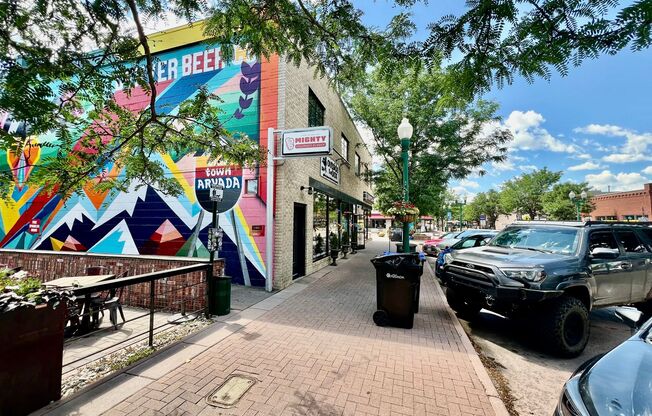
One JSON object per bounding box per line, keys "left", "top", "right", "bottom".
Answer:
{"left": 575, "top": 124, "right": 652, "bottom": 163}
{"left": 642, "top": 166, "right": 652, "bottom": 175}
{"left": 503, "top": 111, "right": 579, "bottom": 154}
{"left": 491, "top": 159, "right": 516, "bottom": 172}
{"left": 568, "top": 161, "right": 602, "bottom": 171}
{"left": 459, "top": 179, "right": 480, "bottom": 189}
{"left": 450, "top": 186, "right": 477, "bottom": 202}
{"left": 519, "top": 165, "right": 538, "bottom": 171}
{"left": 585, "top": 170, "right": 649, "bottom": 192}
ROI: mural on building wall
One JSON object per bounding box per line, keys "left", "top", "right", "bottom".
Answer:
{"left": 0, "top": 41, "right": 273, "bottom": 286}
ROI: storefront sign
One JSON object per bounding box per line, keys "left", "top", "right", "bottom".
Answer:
{"left": 195, "top": 165, "right": 243, "bottom": 213}
{"left": 320, "top": 156, "right": 340, "bottom": 185}
{"left": 281, "top": 127, "right": 333, "bottom": 157}
{"left": 28, "top": 219, "right": 40, "bottom": 234}
{"left": 363, "top": 191, "right": 375, "bottom": 205}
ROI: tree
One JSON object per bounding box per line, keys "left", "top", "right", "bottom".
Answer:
{"left": 542, "top": 182, "right": 595, "bottom": 220}
{"left": 464, "top": 190, "right": 505, "bottom": 229}
{"left": 0, "top": 0, "right": 398, "bottom": 195}
{"left": 500, "top": 168, "right": 562, "bottom": 219}
{"left": 350, "top": 62, "right": 511, "bottom": 217}
{"left": 3, "top": 0, "right": 650, "bottom": 195}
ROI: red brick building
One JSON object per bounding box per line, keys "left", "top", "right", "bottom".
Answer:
{"left": 589, "top": 183, "right": 652, "bottom": 221}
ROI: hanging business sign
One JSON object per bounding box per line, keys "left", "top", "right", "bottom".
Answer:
{"left": 281, "top": 127, "right": 333, "bottom": 157}
{"left": 363, "top": 191, "right": 375, "bottom": 205}
{"left": 195, "top": 165, "right": 243, "bottom": 213}
{"left": 320, "top": 156, "right": 340, "bottom": 185}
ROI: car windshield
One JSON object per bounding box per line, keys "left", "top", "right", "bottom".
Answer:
{"left": 489, "top": 226, "right": 580, "bottom": 255}
{"left": 454, "top": 230, "right": 480, "bottom": 239}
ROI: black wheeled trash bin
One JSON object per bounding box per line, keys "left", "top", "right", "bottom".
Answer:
{"left": 370, "top": 253, "right": 424, "bottom": 329}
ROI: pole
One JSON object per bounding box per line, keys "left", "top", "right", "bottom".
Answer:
{"left": 265, "top": 127, "right": 275, "bottom": 292}
{"left": 401, "top": 137, "right": 410, "bottom": 253}
{"left": 576, "top": 200, "right": 581, "bottom": 221}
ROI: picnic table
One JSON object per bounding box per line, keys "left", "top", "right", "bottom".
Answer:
{"left": 46, "top": 274, "right": 116, "bottom": 335}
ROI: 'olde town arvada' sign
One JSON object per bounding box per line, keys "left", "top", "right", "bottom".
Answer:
{"left": 281, "top": 127, "right": 333, "bottom": 157}
{"left": 195, "top": 165, "right": 243, "bottom": 213}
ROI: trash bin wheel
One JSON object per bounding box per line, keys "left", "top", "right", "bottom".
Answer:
{"left": 373, "top": 310, "right": 390, "bottom": 327}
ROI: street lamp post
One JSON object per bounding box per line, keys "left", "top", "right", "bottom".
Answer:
{"left": 206, "top": 183, "right": 224, "bottom": 317}
{"left": 569, "top": 190, "right": 588, "bottom": 221}
{"left": 398, "top": 118, "right": 414, "bottom": 253}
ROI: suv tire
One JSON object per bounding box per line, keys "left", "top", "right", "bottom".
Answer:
{"left": 543, "top": 296, "right": 590, "bottom": 357}
{"left": 446, "top": 287, "right": 482, "bottom": 320}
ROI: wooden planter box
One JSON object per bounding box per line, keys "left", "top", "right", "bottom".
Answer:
{"left": 0, "top": 303, "right": 66, "bottom": 415}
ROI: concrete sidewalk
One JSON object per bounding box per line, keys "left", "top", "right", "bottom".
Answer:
{"left": 38, "top": 241, "right": 506, "bottom": 416}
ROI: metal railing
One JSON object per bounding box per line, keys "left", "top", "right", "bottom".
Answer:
{"left": 62, "top": 262, "right": 213, "bottom": 375}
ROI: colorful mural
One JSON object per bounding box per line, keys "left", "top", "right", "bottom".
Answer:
{"left": 0, "top": 40, "right": 278, "bottom": 287}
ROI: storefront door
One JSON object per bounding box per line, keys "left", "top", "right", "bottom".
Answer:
{"left": 293, "top": 203, "right": 306, "bottom": 279}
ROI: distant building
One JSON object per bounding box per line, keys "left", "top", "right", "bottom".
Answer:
{"left": 589, "top": 183, "right": 652, "bottom": 221}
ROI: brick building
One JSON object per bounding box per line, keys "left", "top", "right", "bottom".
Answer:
{"left": 589, "top": 183, "right": 652, "bottom": 221}
{"left": 0, "top": 21, "right": 373, "bottom": 291}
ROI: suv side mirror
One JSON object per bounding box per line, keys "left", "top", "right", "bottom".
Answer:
{"left": 590, "top": 247, "right": 619, "bottom": 260}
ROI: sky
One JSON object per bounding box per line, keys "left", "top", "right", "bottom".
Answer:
{"left": 352, "top": 0, "right": 652, "bottom": 199}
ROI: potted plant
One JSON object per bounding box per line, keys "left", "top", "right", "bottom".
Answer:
{"left": 329, "top": 233, "right": 340, "bottom": 266}
{"left": 341, "top": 231, "right": 350, "bottom": 259}
{"left": 314, "top": 234, "right": 324, "bottom": 256}
{"left": 387, "top": 201, "right": 420, "bottom": 224}
{"left": 1, "top": 273, "right": 71, "bottom": 416}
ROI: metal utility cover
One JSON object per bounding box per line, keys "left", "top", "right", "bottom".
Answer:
{"left": 206, "top": 374, "right": 257, "bottom": 408}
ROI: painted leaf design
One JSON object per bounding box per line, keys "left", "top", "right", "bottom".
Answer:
{"left": 239, "top": 96, "right": 253, "bottom": 109}
{"left": 241, "top": 61, "right": 253, "bottom": 77}
{"left": 233, "top": 109, "right": 244, "bottom": 119}
{"left": 250, "top": 62, "right": 261, "bottom": 75}
{"left": 240, "top": 77, "right": 258, "bottom": 95}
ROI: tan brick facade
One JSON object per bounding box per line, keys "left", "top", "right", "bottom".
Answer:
{"left": 589, "top": 183, "right": 652, "bottom": 220}
{"left": 272, "top": 60, "right": 374, "bottom": 289}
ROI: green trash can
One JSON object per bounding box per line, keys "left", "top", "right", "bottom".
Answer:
{"left": 211, "top": 276, "right": 231, "bottom": 316}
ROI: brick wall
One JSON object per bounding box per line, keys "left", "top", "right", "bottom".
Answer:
{"left": 271, "top": 60, "right": 374, "bottom": 289}
{"left": 0, "top": 250, "right": 224, "bottom": 313}
{"left": 589, "top": 183, "right": 652, "bottom": 220}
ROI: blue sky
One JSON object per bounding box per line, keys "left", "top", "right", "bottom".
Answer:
{"left": 353, "top": 0, "right": 652, "bottom": 198}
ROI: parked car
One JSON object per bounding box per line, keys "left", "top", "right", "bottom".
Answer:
{"left": 555, "top": 308, "right": 652, "bottom": 416}
{"left": 440, "top": 221, "right": 652, "bottom": 356}
{"left": 422, "top": 232, "right": 455, "bottom": 256}
{"left": 435, "top": 229, "right": 496, "bottom": 252}
{"left": 434, "top": 233, "right": 497, "bottom": 279}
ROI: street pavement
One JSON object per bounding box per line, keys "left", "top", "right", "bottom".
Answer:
{"left": 41, "top": 240, "right": 506, "bottom": 416}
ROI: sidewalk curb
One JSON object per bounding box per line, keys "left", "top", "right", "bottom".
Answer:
{"left": 424, "top": 261, "right": 510, "bottom": 416}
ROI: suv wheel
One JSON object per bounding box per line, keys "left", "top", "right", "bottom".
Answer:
{"left": 446, "top": 287, "right": 482, "bottom": 320}
{"left": 543, "top": 297, "right": 590, "bottom": 357}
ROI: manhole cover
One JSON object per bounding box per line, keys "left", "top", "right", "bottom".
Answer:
{"left": 206, "top": 374, "right": 257, "bottom": 408}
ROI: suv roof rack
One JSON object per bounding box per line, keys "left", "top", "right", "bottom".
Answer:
{"left": 511, "top": 220, "right": 585, "bottom": 227}
{"left": 584, "top": 220, "right": 652, "bottom": 227}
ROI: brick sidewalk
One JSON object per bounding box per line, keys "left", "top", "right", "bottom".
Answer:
{"left": 65, "top": 241, "right": 503, "bottom": 416}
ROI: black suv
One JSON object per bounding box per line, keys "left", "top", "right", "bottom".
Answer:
{"left": 440, "top": 221, "right": 652, "bottom": 357}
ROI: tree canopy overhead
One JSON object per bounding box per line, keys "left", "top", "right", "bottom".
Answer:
{"left": 1, "top": 0, "right": 650, "bottom": 195}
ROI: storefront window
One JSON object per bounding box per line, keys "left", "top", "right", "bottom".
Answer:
{"left": 328, "top": 197, "right": 339, "bottom": 249}
{"left": 313, "top": 192, "right": 328, "bottom": 259}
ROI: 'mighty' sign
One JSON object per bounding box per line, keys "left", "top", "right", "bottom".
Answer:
{"left": 281, "top": 127, "right": 333, "bottom": 157}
